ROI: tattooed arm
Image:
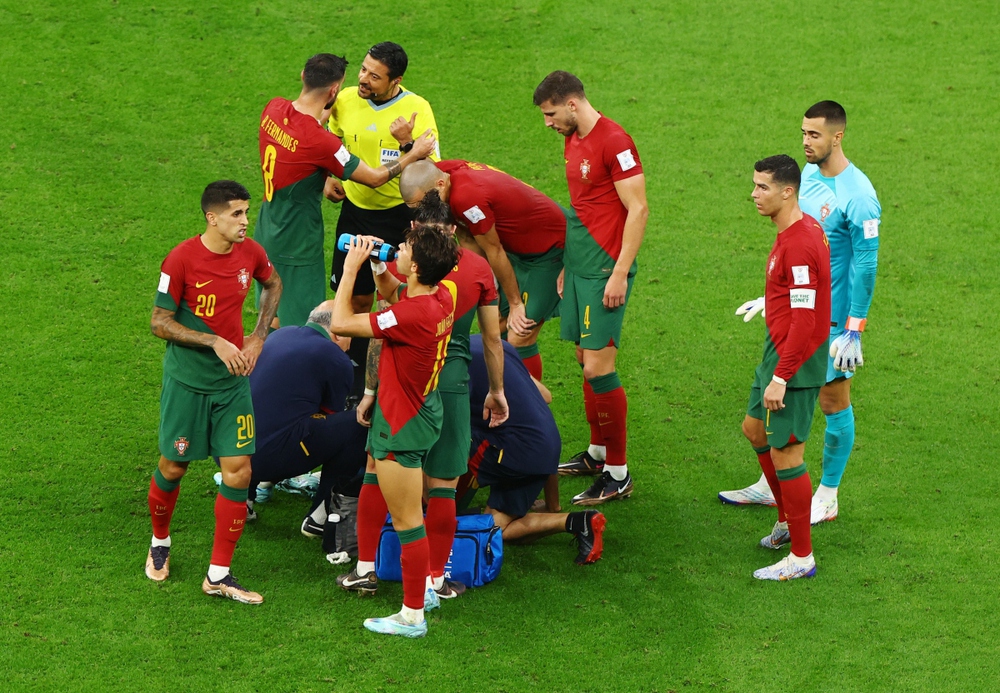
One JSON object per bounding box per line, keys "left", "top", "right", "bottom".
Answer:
{"left": 356, "top": 299, "right": 389, "bottom": 427}
{"left": 151, "top": 306, "right": 249, "bottom": 376}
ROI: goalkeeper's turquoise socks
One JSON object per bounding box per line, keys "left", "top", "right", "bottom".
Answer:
{"left": 821, "top": 406, "right": 855, "bottom": 489}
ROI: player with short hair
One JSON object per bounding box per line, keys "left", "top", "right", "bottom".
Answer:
{"left": 246, "top": 300, "right": 368, "bottom": 536}
{"left": 326, "top": 42, "right": 441, "bottom": 394}
{"left": 256, "top": 52, "right": 435, "bottom": 328}
{"left": 533, "top": 71, "right": 649, "bottom": 504}
{"left": 398, "top": 159, "right": 566, "bottom": 381}
{"left": 742, "top": 155, "right": 830, "bottom": 580}
{"left": 462, "top": 335, "right": 605, "bottom": 564}
{"left": 330, "top": 227, "right": 458, "bottom": 638}
{"left": 146, "top": 180, "right": 282, "bottom": 604}
{"left": 354, "top": 211, "right": 508, "bottom": 600}
{"left": 721, "top": 101, "right": 881, "bottom": 524}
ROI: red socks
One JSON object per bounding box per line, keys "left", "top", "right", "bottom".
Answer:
{"left": 778, "top": 473, "right": 813, "bottom": 557}
{"left": 755, "top": 448, "right": 786, "bottom": 522}
{"left": 582, "top": 379, "right": 603, "bottom": 447}
{"left": 148, "top": 470, "right": 180, "bottom": 539}
{"left": 522, "top": 353, "right": 543, "bottom": 381}
{"left": 426, "top": 493, "right": 457, "bottom": 579}
{"left": 210, "top": 494, "right": 247, "bottom": 568}
{"left": 356, "top": 477, "right": 388, "bottom": 563}
{"left": 594, "top": 387, "right": 628, "bottom": 467}
{"left": 399, "top": 533, "right": 430, "bottom": 610}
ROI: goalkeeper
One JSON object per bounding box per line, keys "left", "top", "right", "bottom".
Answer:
{"left": 723, "top": 101, "right": 880, "bottom": 525}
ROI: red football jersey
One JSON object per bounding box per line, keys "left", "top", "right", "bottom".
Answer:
{"left": 764, "top": 214, "right": 832, "bottom": 381}
{"left": 564, "top": 116, "right": 643, "bottom": 262}
{"left": 436, "top": 160, "right": 565, "bottom": 256}
{"left": 158, "top": 236, "right": 273, "bottom": 350}
{"left": 259, "top": 98, "right": 356, "bottom": 197}
{"left": 369, "top": 287, "right": 455, "bottom": 434}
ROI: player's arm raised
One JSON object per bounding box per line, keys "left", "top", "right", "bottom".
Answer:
{"left": 473, "top": 227, "right": 535, "bottom": 336}
{"left": 242, "top": 270, "right": 282, "bottom": 375}
{"left": 476, "top": 303, "right": 508, "bottom": 427}
{"left": 607, "top": 174, "right": 649, "bottom": 308}
{"left": 349, "top": 130, "right": 437, "bottom": 188}
{"left": 151, "top": 306, "right": 249, "bottom": 376}
{"left": 329, "top": 237, "right": 378, "bottom": 339}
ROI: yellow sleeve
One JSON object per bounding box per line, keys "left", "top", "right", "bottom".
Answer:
{"left": 409, "top": 95, "right": 441, "bottom": 160}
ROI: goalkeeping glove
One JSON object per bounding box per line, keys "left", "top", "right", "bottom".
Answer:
{"left": 829, "top": 317, "right": 867, "bottom": 372}
{"left": 735, "top": 297, "right": 765, "bottom": 322}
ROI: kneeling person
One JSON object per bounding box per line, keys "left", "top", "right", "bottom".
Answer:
{"left": 465, "top": 335, "right": 605, "bottom": 565}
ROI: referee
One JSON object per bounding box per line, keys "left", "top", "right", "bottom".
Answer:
{"left": 326, "top": 41, "right": 440, "bottom": 393}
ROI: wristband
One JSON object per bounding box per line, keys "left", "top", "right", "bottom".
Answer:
{"left": 399, "top": 141, "right": 414, "bottom": 153}
{"left": 771, "top": 375, "right": 787, "bottom": 386}
{"left": 371, "top": 261, "right": 387, "bottom": 276}
{"left": 364, "top": 388, "right": 377, "bottom": 397}
{"left": 845, "top": 316, "right": 867, "bottom": 332}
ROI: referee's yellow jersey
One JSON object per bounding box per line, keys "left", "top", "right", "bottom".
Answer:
{"left": 328, "top": 86, "right": 440, "bottom": 210}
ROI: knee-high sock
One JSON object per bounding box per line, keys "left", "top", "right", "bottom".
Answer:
{"left": 590, "top": 372, "right": 627, "bottom": 469}
{"left": 777, "top": 464, "right": 812, "bottom": 558}
{"left": 356, "top": 474, "right": 387, "bottom": 564}
{"left": 211, "top": 483, "right": 248, "bottom": 568}
{"left": 821, "top": 406, "right": 855, "bottom": 489}
{"left": 398, "top": 526, "right": 430, "bottom": 611}
{"left": 516, "top": 343, "right": 543, "bottom": 381}
{"left": 426, "top": 488, "right": 457, "bottom": 579}
{"left": 754, "top": 446, "right": 785, "bottom": 522}
{"left": 148, "top": 468, "right": 180, "bottom": 540}
{"left": 582, "top": 377, "right": 603, "bottom": 447}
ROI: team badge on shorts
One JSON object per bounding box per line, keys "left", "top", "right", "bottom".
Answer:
{"left": 580, "top": 159, "right": 591, "bottom": 180}
{"left": 174, "top": 437, "right": 190, "bottom": 456}
{"left": 237, "top": 268, "right": 250, "bottom": 291}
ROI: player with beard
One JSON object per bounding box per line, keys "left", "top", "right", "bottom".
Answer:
{"left": 533, "top": 71, "right": 649, "bottom": 506}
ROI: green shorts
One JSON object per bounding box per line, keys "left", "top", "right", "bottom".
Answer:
{"left": 256, "top": 259, "right": 325, "bottom": 327}
{"left": 367, "top": 393, "right": 442, "bottom": 469}
{"left": 158, "top": 374, "right": 256, "bottom": 461}
{"left": 423, "top": 389, "right": 472, "bottom": 479}
{"left": 498, "top": 246, "right": 563, "bottom": 324}
{"left": 746, "top": 382, "right": 820, "bottom": 449}
{"left": 559, "top": 270, "right": 634, "bottom": 350}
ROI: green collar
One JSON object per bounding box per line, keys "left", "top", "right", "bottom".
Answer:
{"left": 305, "top": 322, "right": 331, "bottom": 340}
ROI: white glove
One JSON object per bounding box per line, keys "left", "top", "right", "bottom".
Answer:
{"left": 829, "top": 330, "right": 864, "bottom": 372}
{"left": 735, "top": 297, "right": 765, "bottom": 322}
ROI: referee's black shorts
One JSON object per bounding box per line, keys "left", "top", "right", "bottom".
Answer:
{"left": 330, "top": 198, "right": 412, "bottom": 295}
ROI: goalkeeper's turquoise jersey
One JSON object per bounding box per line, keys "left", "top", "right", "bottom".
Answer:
{"left": 799, "top": 162, "right": 881, "bottom": 332}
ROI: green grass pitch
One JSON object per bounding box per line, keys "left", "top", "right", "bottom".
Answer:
{"left": 1, "top": 0, "right": 998, "bottom": 690}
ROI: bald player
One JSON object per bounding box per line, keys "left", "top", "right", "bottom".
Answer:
{"left": 398, "top": 159, "right": 566, "bottom": 381}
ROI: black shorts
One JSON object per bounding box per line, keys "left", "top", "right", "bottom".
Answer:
{"left": 330, "top": 198, "right": 413, "bottom": 295}
{"left": 250, "top": 410, "right": 368, "bottom": 499}
{"left": 473, "top": 442, "right": 547, "bottom": 519}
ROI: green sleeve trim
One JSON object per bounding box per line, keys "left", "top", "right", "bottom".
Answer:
{"left": 396, "top": 525, "right": 427, "bottom": 544}
{"left": 428, "top": 487, "right": 457, "bottom": 500}
{"left": 340, "top": 155, "right": 361, "bottom": 181}
{"left": 776, "top": 463, "right": 808, "bottom": 481}
{"left": 154, "top": 291, "right": 178, "bottom": 311}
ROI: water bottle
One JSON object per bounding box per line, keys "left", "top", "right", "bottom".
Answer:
{"left": 336, "top": 233, "right": 397, "bottom": 262}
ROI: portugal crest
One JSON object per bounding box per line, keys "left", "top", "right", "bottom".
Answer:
{"left": 237, "top": 268, "right": 250, "bottom": 291}
{"left": 174, "top": 436, "right": 190, "bottom": 456}
{"left": 768, "top": 255, "right": 777, "bottom": 276}
{"left": 820, "top": 203, "right": 831, "bottom": 223}
{"left": 580, "top": 159, "right": 591, "bottom": 180}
